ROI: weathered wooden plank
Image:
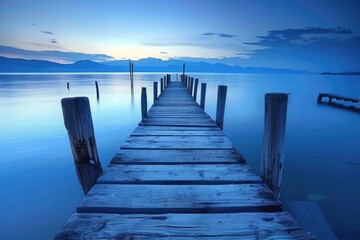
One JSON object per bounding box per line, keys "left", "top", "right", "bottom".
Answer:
{"left": 97, "top": 164, "right": 261, "bottom": 184}
{"left": 56, "top": 212, "right": 315, "bottom": 239}
{"left": 111, "top": 149, "right": 245, "bottom": 164}
{"left": 77, "top": 184, "right": 282, "bottom": 214}
{"left": 121, "top": 136, "right": 234, "bottom": 149}
{"left": 133, "top": 126, "right": 222, "bottom": 132}
{"left": 131, "top": 130, "right": 225, "bottom": 136}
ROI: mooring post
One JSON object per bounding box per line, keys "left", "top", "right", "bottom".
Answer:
{"left": 61, "top": 97, "right": 103, "bottom": 195}
{"left": 193, "top": 78, "right": 199, "bottom": 100}
{"left": 183, "top": 63, "right": 185, "bottom": 76}
{"left": 160, "top": 78, "right": 164, "bottom": 94}
{"left": 67, "top": 82, "right": 69, "bottom": 90}
{"left": 141, "top": 87, "right": 148, "bottom": 119}
{"left": 216, "top": 85, "right": 227, "bottom": 129}
{"left": 167, "top": 74, "right": 171, "bottom": 84}
{"left": 164, "top": 75, "right": 167, "bottom": 88}
{"left": 153, "top": 81, "right": 158, "bottom": 103}
{"left": 200, "top": 83, "right": 207, "bottom": 109}
{"left": 261, "top": 93, "right": 289, "bottom": 198}
{"left": 95, "top": 81, "right": 99, "bottom": 100}
{"left": 131, "top": 62, "right": 134, "bottom": 94}
{"left": 187, "top": 77, "right": 191, "bottom": 91}
{"left": 190, "top": 77, "right": 194, "bottom": 95}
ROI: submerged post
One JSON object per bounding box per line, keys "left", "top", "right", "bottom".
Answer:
{"left": 200, "top": 83, "right": 207, "bottom": 109}
{"left": 153, "top": 81, "right": 158, "bottom": 103}
{"left": 61, "top": 97, "right": 103, "bottom": 194}
{"left": 215, "top": 85, "right": 227, "bottom": 129}
{"left": 141, "top": 87, "right": 147, "bottom": 119}
{"left": 95, "top": 81, "right": 99, "bottom": 100}
{"left": 193, "top": 78, "right": 199, "bottom": 100}
{"left": 261, "top": 93, "right": 289, "bottom": 198}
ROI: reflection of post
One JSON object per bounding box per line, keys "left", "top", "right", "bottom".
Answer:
{"left": 200, "top": 83, "right": 207, "bottom": 109}
{"left": 141, "top": 87, "right": 147, "bottom": 119}
{"left": 61, "top": 97, "right": 103, "bottom": 194}
{"left": 261, "top": 93, "right": 288, "bottom": 198}
{"left": 215, "top": 85, "right": 227, "bottom": 130}
{"left": 95, "top": 81, "right": 100, "bottom": 101}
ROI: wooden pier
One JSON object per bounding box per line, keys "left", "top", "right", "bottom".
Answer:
{"left": 56, "top": 79, "right": 314, "bottom": 239}
{"left": 317, "top": 93, "right": 359, "bottom": 104}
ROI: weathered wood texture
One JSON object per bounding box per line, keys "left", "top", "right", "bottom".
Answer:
{"left": 153, "top": 81, "right": 158, "bottom": 103}
{"left": 56, "top": 212, "right": 315, "bottom": 239}
{"left": 193, "top": 78, "right": 199, "bottom": 100}
{"left": 261, "top": 93, "right": 288, "bottom": 198}
{"left": 200, "top": 82, "right": 207, "bottom": 109}
{"left": 61, "top": 97, "right": 102, "bottom": 194}
{"left": 57, "top": 81, "right": 311, "bottom": 239}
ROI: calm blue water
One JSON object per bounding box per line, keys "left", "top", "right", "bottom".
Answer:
{"left": 0, "top": 73, "right": 359, "bottom": 239}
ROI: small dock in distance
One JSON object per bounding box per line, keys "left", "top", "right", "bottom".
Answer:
{"left": 56, "top": 76, "right": 314, "bottom": 239}
{"left": 317, "top": 93, "right": 359, "bottom": 104}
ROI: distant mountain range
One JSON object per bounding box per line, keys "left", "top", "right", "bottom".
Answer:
{"left": 320, "top": 71, "right": 360, "bottom": 76}
{"left": 0, "top": 56, "right": 313, "bottom": 74}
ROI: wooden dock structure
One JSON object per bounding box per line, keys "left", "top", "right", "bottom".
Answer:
{"left": 56, "top": 78, "right": 314, "bottom": 239}
{"left": 317, "top": 93, "right": 359, "bottom": 104}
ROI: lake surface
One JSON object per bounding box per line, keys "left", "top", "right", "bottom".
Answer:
{"left": 0, "top": 73, "right": 359, "bottom": 239}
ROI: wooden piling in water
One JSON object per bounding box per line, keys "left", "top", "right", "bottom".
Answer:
{"left": 95, "top": 81, "right": 99, "bottom": 100}
{"left": 129, "top": 61, "right": 134, "bottom": 94}
{"left": 167, "top": 74, "right": 171, "bottom": 84}
{"left": 67, "top": 82, "right": 69, "bottom": 90}
{"left": 160, "top": 78, "right": 164, "bottom": 94}
{"left": 261, "top": 93, "right": 289, "bottom": 198}
{"left": 200, "top": 83, "right": 207, "bottom": 109}
{"left": 141, "top": 87, "right": 147, "bottom": 119}
{"left": 61, "top": 97, "right": 103, "bottom": 194}
{"left": 193, "top": 78, "right": 199, "bottom": 100}
{"left": 153, "top": 81, "right": 158, "bottom": 103}
{"left": 183, "top": 63, "right": 185, "bottom": 76}
{"left": 216, "top": 85, "right": 227, "bottom": 130}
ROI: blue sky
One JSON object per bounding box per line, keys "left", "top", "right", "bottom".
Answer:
{"left": 0, "top": 0, "right": 359, "bottom": 71}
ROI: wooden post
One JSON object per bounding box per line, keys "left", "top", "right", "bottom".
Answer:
{"left": 190, "top": 77, "right": 194, "bottom": 95}
{"left": 200, "top": 83, "right": 207, "bottom": 109}
{"left": 261, "top": 93, "right": 289, "bottom": 198}
{"left": 131, "top": 62, "right": 134, "bottom": 94}
{"left": 67, "top": 82, "right": 69, "bottom": 90}
{"left": 215, "top": 85, "right": 227, "bottom": 130}
{"left": 160, "top": 78, "right": 164, "bottom": 94}
{"left": 95, "top": 81, "right": 99, "bottom": 100}
{"left": 61, "top": 97, "right": 102, "bottom": 194}
{"left": 141, "top": 87, "right": 147, "bottom": 119}
{"left": 167, "top": 74, "right": 171, "bottom": 84}
{"left": 187, "top": 77, "right": 190, "bottom": 91}
{"left": 193, "top": 78, "right": 199, "bottom": 100}
{"left": 183, "top": 63, "right": 185, "bottom": 76}
{"left": 153, "top": 81, "right": 158, "bottom": 103}
{"left": 164, "top": 75, "right": 167, "bottom": 88}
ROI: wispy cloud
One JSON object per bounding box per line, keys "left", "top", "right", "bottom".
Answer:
{"left": 40, "top": 30, "right": 55, "bottom": 35}
{"left": 202, "top": 32, "right": 237, "bottom": 38}
{"left": 30, "top": 23, "right": 37, "bottom": 27}
{"left": 160, "top": 51, "right": 168, "bottom": 54}
{"left": 50, "top": 39, "right": 58, "bottom": 44}
{"left": 245, "top": 27, "right": 353, "bottom": 47}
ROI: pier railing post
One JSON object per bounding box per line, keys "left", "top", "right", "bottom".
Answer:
{"left": 61, "top": 97, "right": 103, "bottom": 194}
{"left": 153, "top": 81, "right": 158, "bottom": 103}
{"left": 193, "top": 78, "right": 199, "bottom": 100}
{"left": 167, "top": 74, "right": 171, "bottom": 84}
{"left": 200, "top": 83, "right": 207, "bottom": 109}
{"left": 164, "top": 75, "right": 167, "bottom": 88}
{"left": 141, "top": 87, "right": 148, "bottom": 119}
{"left": 190, "top": 77, "right": 194, "bottom": 95}
{"left": 261, "top": 93, "right": 289, "bottom": 198}
{"left": 160, "top": 78, "right": 164, "bottom": 94}
{"left": 216, "top": 85, "right": 227, "bottom": 129}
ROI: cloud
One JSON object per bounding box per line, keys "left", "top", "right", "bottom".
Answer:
{"left": 245, "top": 27, "right": 353, "bottom": 47}
{"left": 202, "top": 32, "right": 237, "bottom": 38}
{"left": 0, "top": 45, "right": 115, "bottom": 63}
{"left": 160, "top": 51, "right": 168, "bottom": 54}
{"left": 40, "top": 30, "right": 55, "bottom": 35}
{"left": 50, "top": 39, "right": 58, "bottom": 44}
{"left": 30, "top": 23, "right": 37, "bottom": 27}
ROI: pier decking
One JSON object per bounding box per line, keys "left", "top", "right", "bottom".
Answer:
{"left": 56, "top": 81, "right": 314, "bottom": 239}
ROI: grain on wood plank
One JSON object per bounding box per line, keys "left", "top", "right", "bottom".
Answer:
{"left": 131, "top": 130, "right": 225, "bottom": 136}
{"left": 55, "top": 212, "right": 315, "bottom": 239}
{"left": 97, "top": 164, "right": 261, "bottom": 184}
{"left": 121, "top": 136, "right": 234, "bottom": 150}
{"left": 77, "top": 184, "right": 282, "bottom": 214}
{"left": 111, "top": 149, "right": 245, "bottom": 164}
